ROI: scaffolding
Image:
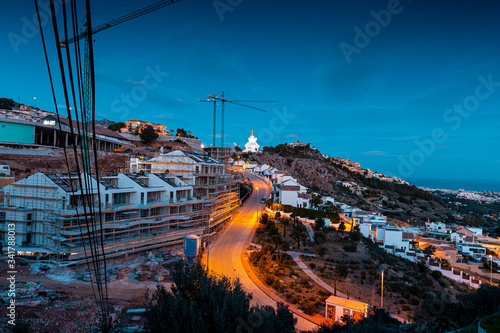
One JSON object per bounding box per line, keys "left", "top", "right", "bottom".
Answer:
{"left": 0, "top": 170, "right": 224, "bottom": 265}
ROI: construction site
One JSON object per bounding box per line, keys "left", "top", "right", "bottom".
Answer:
{"left": 0, "top": 148, "right": 242, "bottom": 331}
{"left": 0, "top": 150, "right": 240, "bottom": 263}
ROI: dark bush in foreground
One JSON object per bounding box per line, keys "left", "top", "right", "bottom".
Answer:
{"left": 144, "top": 262, "right": 297, "bottom": 333}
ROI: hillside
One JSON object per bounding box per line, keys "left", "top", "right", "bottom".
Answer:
{"left": 239, "top": 144, "right": 456, "bottom": 226}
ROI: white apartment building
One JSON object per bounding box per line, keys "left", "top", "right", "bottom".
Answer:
{"left": 128, "top": 150, "right": 240, "bottom": 231}
{"left": 0, "top": 171, "right": 209, "bottom": 262}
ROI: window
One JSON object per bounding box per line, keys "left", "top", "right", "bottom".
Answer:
{"left": 0, "top": 212, "right": 6, "bottom": 220}
{"left": 326, "top": 305, "right": 336, "bottom": 320}
{"left": 343, "top": 308, "right": 351, "bottom": 317}
{"left": 113, "top": 193, "right": 128, "bottom": 205}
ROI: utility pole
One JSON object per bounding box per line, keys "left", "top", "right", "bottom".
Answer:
{"left": 207, "top": 218, "right": 213, "bottom": 271}
{"left": 381, "top": 269, "right": 384, "bottom": 309}
{"left": 490, "top": 255, "right": 493, "bottom": 284}
{"left": 255, "top": 186, "right": 259, "bottom": 223}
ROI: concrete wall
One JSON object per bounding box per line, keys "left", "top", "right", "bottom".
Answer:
{"left": 0, "top": 121, "right": 35, "bottom": 144}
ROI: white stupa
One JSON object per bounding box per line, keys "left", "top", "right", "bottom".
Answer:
{"left": 243, "top": 129, "right": 260, "bottom": 153}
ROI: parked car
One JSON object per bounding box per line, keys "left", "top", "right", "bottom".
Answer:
{"left": 260, "top": 198, "right": 266, "bottom": 203}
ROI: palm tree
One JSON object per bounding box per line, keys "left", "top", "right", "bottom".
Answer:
{"left": 282, "top": 217, "right": 290, "bottom": 239}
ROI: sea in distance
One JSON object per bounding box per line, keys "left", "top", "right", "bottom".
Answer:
{"left": 406, "top": 178, "right": 500, "bottom": 193}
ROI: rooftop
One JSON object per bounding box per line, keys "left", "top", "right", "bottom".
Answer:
{"left": 325, "top": 295, "right": 368, "bottom": 311}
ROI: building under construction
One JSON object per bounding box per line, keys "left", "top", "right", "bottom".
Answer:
{"left": 0, "top": 151, "right": 240, "bottom": 264}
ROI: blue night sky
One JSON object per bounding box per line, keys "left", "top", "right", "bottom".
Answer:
{"left": 1, "top": 0, "right": 500, "bottom": 185}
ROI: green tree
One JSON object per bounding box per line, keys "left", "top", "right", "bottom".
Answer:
{"left": 259, "top": 213, "right": 269, "bottom": 225}
{"left": 310, "top": 193, "right": 322, "bottom": 209}
{"left": 333, "top": 263, "right": 349, "bottom": 296}
{"left": 291, "top": 224, "right": 308, "bottom": 250}
{"left": 282, "top": 217, "right": 290, "bottom": 239}
{"left": 145, "top": 262, "right": 297, "bottom": 333}
{"left": 424, "top": 245, "right": 436, "bottom": 253}
{"left": 176, "top": 128, "right": 188, "bottom": 137}
{"left": 338, "top": 221, "right": 346, "bottom": 233}
{"left": 314, "top": 217, "right": 325, "bottom": 231}
{"left": 234, "top": 145, "right": 242, "bottom": 152}
{"left": 271, "top": 234, "right": 282, "bottom": 253}
{"left": 349, "top": 229, "right": 361, "bottom": 242}
{"left": 140, "top": 125, "right": 159, "bottom": 145}
{"left": 108, "top": 122, "right": 126, "bottom": 132}
{"left": 0, "top": 97, "right": 17, "bottom": 110}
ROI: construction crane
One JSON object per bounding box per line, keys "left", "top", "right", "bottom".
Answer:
{"left": 61, "top": 0, "right": 183, "bottom": 163}
{"left": 198, "top": 91, "right": 277, "bottom": 161}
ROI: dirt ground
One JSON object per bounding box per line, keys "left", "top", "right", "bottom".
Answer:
{"left": 0, "top": 249, "right": 180, "bottom": 332}
{"left": 0, "top": 139, "right": 194, "bottom": 177}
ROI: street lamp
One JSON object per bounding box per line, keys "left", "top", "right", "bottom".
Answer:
{"left": 207, "top": 218, "right": 213, "bottom": 271}
{"left": 255, "top": 186, "right": 259, "bottom": 223}
{"left": 34, "top": 97, "right": 36, "bottom": 108}
{"left": 489, "top": 255, "right": 493, "bottom": 285}
{"left": 381, "top": 269, "right": 384, "bottom": 309}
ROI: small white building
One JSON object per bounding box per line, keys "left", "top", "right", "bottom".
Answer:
{"left": 325, "top": 295, "right": 369, "bottom": 323}
{"left": 242, "top": 162, "right": 258, "bottom": 171}
{"left": 425, "top": 222, "right": 452, "bottom": 235}
{"left": 277, "top": 178, "right": 310, "bottom": 208}
{"left": 352, "top": 211, "right": 387, "bottom": 226}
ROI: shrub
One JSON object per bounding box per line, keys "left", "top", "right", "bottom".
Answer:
{"left": 402, "top": 305, "right": 410, "bottom": 311}
{"left": 309, "top": 263, "right": 316, "bottom": 270}
{"left": 431, "top": 270, "right": 443, "bottom": 280}
{"left": 409, "top": 297, "right": 420, "bottom": 306}
{"left": 272, "top": 279, "right": 281, "bottom": 290}
{"left": 290, "top": 295, "right": 301, "bottom": 304}
{"left": 318, "top": 289, "right": 330, "bottom": 297}
{"left": 422, "top": 277, "right": 434, "bottom": 287}
{"left": 343, "top": 243, "right": 357, "bottom": 252}
{"left": 300, "top": 301, "right": 317, "bottom": 316}
{"left": 263, "top": 274, "right": 276, "bottom": 286}
{"left": 249, "top": 251, "right": 262, "bottom": 266}
{"left": 399, "top": 298, "right": 406, "bottom": 305}
{"left": 299, "top": 278, "right": 310, "bottom": 288}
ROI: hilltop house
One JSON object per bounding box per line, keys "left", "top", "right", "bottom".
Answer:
{"left": 325, "top": 295, "right": 369, "bottom": 323}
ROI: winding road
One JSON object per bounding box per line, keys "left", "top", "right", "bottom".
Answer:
{"left": 206, "top": 172, "right": 317, "bottom": 332}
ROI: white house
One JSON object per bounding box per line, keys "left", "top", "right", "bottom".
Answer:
{"left": 457, "top": 243, "right": 487, "bottom": 260}
{"left": 352, "top": 211, "right": 387, "bottom": 226}
{"left": 425, "top": 222, "right": 452, "bottom": 235}
{"left": 325, "top": 295, "right": 369, "bottom": 323}
{"left": 277, "top": 178, "right": 310, "bottom": 208}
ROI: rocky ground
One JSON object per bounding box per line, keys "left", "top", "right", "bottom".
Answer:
{"left": 0, "top": 249, "right": 181, "bottom": 332}
{"left": 0, "top": 139, "right": 193, "bottom": 176}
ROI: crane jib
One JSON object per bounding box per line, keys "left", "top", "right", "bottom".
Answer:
{"left": 60, "top": 0, "right": 182, "bottom": 46}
